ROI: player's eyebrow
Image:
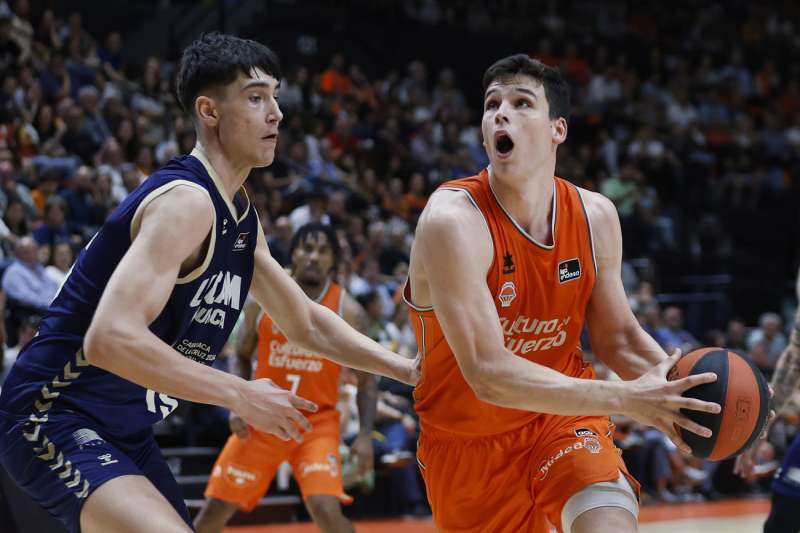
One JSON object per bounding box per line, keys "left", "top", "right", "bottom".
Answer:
{"left": 241, "top": 80, "right": 280, "bottom": 91}
{"left": 484, "top": 86, "right": 538, "bottom": 100}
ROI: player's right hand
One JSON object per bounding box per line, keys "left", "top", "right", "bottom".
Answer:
{"left": 623, "top": 349, "right": 721, "bottom": 454}
{"left": 228, "top": 412, "right": 250, "bottom": 440}
{"left": 232, "top": 378, "right": 318, "bottom": 442}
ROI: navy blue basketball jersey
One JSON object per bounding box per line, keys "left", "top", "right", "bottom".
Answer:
{"left": 0, "top": 148, "right": 259, "bottom": 436}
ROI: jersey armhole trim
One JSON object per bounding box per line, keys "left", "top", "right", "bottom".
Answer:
{"left": 575, "top": 187, "right": 598, "bottom": 276}
{"left": 403, "top": 187, "right": 494, "bottom": 313}
{"left": 128, "top": 180, "right": 217, "bottom": 285}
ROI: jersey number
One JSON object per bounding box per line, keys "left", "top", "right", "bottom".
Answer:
{"left": 286, "top": 374, "right": 301, "bottom": 395}
{"left": 146, "top": 389, "right": 179, "bottom": 419}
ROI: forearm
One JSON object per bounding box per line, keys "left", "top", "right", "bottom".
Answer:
{"left": 290, "top": 303, "right": 412, "bottom": 384}
{"left": 770, "top": 316, "right": 800, "bottom": 413}
{"left": 355, "top": 373, "right": 378, "bottom": 434}
{"left": 85, "top": 325, "right": 245, "bottom": 410}
{"left": 476, "top": 351, "right": 627, "bottom": 416}
{"left": 595, "top": 325, "right": 667, "bottom": 380}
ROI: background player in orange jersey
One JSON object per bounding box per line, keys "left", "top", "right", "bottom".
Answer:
{"left": 195, "top": 223, "right": 377, "bottom": 533}
{"left": 404, "top": 54, "right": 723, "bottom": 533}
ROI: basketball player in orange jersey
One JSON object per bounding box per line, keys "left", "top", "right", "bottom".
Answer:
{"left": 404, "top": 54, "right": 723, "bottom": 533}
{"left": 195, "top": 223, "right": 375, "bottom": 533}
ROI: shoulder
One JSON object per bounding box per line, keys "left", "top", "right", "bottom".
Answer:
{"left": 135, "top": 184, "right": 214, "bottom": 244}
{"left": 417, "top": 188, "right": 485, "bottom": 239}
{"left": 575, "top": 186, "right": 619, "bottom": 227}
{"left": 339, "top": 289, "right": 367, "bottom": 329}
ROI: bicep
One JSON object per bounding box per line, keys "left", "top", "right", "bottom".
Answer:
{"left": 92, "top": 188, "right": 213, "bottom": 331}
{"left": 249, "top": 223, "right": 313, "bottom": 339}
{"left": 417, "top": 207, "right": 502, "bottom": 382}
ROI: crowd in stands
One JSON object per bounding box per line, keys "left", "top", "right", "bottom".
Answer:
{"left": 0, "top": 0, "right": 797, "bottom": 514}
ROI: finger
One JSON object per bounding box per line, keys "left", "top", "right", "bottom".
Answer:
{"left": 283, "top": 423, "right": 303, "bottom": 443}
{"left": 271, "top": 426, "right": 291, "bottom": 441}
{"left": 290, "top": 394, "right": 318, "bottom": 413}
{"left": 671, "top": 396, "right": 721, "bottom": 415}
{"left": 288, "top": 408, "right": 312, "bottom": 432}
{"left": 674, "top": 372, "right": 718, "bottom": 392}
{"left": 657, "top": 348, "right": 683, "bottom": 377}
{"left": 655, "top": 419, "right": 692, "bottom": 455}
{"left": 768, "top": 384, "right": 774, "bottom": 398}
{"left": 673, "top": 414, "right": 713, "bottom": 439}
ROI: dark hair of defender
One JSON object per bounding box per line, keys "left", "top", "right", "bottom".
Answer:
{"left": 289, "top": 223, "right": 342, "bottom": 273}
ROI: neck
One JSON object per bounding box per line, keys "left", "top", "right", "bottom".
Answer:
{"left": 297, "top": 278, "right": 329, "bottom": 301}
{"left": 194, "top": 139, "right": 250, "bottom": 201}
{"left": 488, "top": 162, "right": 555, "bottom": 239}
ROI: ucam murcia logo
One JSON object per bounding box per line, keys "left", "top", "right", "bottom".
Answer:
{"left": 498, "top": 281, "right": 517, "bottom": 307}
{"left": 558, "top": 258, "right": 581, "bottom": 283}
{"left": 190, "top": 270, "right": 242, "bottom": 328}
{"left": 499, "top": 315, "right": 571, "bottom": 355}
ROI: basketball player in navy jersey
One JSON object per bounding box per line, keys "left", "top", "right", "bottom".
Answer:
{"left": 736, "top": 267, "right": 800, "bottom": 533}
{"left": 0, "top": 33, "right": 416, "bottom": 533}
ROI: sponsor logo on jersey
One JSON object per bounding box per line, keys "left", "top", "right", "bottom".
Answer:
{"left": 233, "top": 232, "right": 249, "bottom": 251}
{"left": 268, "top": 341, "right": 324, "bottom": 372}
{"left": 73, "top": 428, "right": 105, "bottom": 448}
{"left": 574, "top": 427, "right": 597, "bottom": 438}
{"left": 190, "top": 271, "right": 242, "bottom": 328}
{"left": 498, "top": 281, "right": 517, "bottom": 308}
{"left": 298, "top": 455, "right": 338, "bottom": 478}
{"left": 499, "top": 315, "right": 571, "bottom": 355}
{"left": 558, "top": 258, "right": 581, "bottom": 283}
{"left": 538, "top": 436, "right": 603, "bottom": 480}
{"left": 225, "top": 464, "right": 258, "bottom": 486}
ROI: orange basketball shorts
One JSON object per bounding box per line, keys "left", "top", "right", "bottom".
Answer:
{"left": 416, "top": 415, "right": 640, "bottom": 533}
{"left": 204, "top": 411, "right": 347, "bottom": 511}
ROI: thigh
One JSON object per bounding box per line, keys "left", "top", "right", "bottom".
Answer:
{"left": 289, "top": 417, "right": 346, "bottom": 501}
{"left": 205, "top": 431, "right": 291, "bottom": 512}
{"left": 0, "top": 413, "right": 146, "bottom": 533}
{"left": 129, "top": 436, "right": 193, "bottom": 528}
{"left": 80, "top": 474, "right": 192, "bottom": 533}
{"left": 417, "top": 431, "right": 535, "bottom": 533}
{"left": 530, "top": 416, "right": 640, "bottom": 532}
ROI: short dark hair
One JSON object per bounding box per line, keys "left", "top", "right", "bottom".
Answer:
{"left": 176, "top": 32, "right": 282, "bottom": 115}
{"left": 482, "top": 54, "right": 570, "bottom": 122}
{"left": 289, "top": 223, "right": 341, "bottom": 271}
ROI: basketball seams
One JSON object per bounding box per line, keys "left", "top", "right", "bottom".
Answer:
{"left": 685, "top": 349, "right": 728, "bottom": 459}
{"left": 731, "top": 353, "right": 771, "bottom": 457}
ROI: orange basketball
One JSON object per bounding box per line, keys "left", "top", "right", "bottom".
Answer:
{"left": 667, "top": 347, "right": 770, "bottom": 461}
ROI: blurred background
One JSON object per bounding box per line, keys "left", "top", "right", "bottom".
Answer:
{"left": 0, "top": 0, "right": 797, "bottom": 530}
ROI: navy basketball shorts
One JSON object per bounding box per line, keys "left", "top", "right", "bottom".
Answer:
{"left": 0, "top": 410, "right": 191, "bottom": 533}
{"left": 773, "top": 431, "right": 800, "bottom": 500}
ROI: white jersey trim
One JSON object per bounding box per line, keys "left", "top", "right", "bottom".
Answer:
{"left": 191, "top": 145, "right": 251, "bottom": 224}
{"left": 128, "top": 179, "right": 217, "bottom": 285}
{"left": 487, "top": 170, "right": 557, "bottom": 250}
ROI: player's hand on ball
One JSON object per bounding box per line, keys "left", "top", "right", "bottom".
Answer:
{"left": 233, "top": 378, "right": 318, "bottom": 442}
{"left": 624, "top": 349, "right": 721, "bottom": 455}
{"left": 228, "top": 412, "right": 250, "bottom": 440}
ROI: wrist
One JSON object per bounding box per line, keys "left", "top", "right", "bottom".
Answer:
{"left": 223, "top": 374, "right": 248, "bottom": 413}
{"left": 600, "top": 380, "right": 627, "bottom": 416}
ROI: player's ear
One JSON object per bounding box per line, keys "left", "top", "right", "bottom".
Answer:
{"left": 195, "top": 95, "right": 219, "bottom": 127}
{"left": 551, "top": 117, "right": 567, "bottom": 145}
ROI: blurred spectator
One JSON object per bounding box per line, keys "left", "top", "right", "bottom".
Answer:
{"left": 654, "top": 306, "right": 699, "bottom": 354}
{"left": 725, "top": 318, "right": 749, "bottom": 352}
{"left": 32, "top": 195, "right": 69, "bottom": 247}
{"left": 266, "top": 215, "right": 293, "bottom": 267}
{"left": 746, "top": 312, "right": 787, "bottom": 368}
{"left": 44, "top": 240, "right": 73, "bottom": 286}
{"left": 1, "top": 235, "right": 59, "bottom": 311}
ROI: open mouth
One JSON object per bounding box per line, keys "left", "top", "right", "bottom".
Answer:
{"left": 495, "top": 132, "right": 514, "bottom": 156}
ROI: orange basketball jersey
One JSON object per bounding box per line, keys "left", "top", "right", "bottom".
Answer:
{"left": 255, "top": 281, "right": 345, "bottom": 412}
{"left": 406, "top": 170, "right": 598, "bottom": 437}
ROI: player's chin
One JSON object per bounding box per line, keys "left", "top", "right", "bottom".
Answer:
{"left": 253, "top": 151, "right": 276, "bottom": 168}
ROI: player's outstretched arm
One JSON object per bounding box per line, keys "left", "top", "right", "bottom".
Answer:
{"left": 582, "top": 190, "right": 667, "bottom": 379}
{"left": 249, "top": 224, "right": 417, "bottom": 385}
{"left": 415, "top": 191, "right": 720, "bottom": 453}
{"left": 84, "top": 187, "right": 315, "bottom": 442}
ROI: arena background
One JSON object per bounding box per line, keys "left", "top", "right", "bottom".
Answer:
{"left": 0, "top": 0, "right": 797, "bottom": 531}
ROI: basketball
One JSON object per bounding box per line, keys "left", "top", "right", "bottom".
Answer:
{"left": 668, "top": 347, "right": 771, "bottom": 461}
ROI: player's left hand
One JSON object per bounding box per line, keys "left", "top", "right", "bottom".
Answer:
{"left": 350, "top": 432, "right": 374, "bottom": 478}
{"left": 734, "top": 385, "right": 776, "bottom": 477}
